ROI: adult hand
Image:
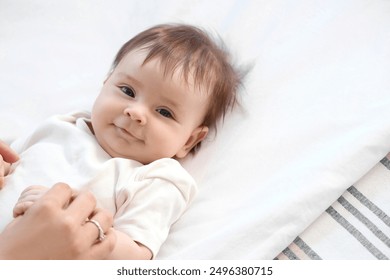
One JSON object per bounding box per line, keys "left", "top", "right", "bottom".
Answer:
{"left": 0, "top": 182, "right": 116, "bottom": 259}
{"left": 0, "top": 140, "right": 19, "bottom": 188}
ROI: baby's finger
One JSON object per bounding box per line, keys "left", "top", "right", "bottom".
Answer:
{"left": 16, "top": 193, "right": 45, "bottom": 206}
{"left": 13, "top": 201, "right": 34, "bottom": 217}
{"left": 18, "top": 185, "right": 48, "bottom": 200}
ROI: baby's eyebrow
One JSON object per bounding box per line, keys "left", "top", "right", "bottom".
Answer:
{"left": 117, "top": 72, "right": 144, "bottom": 88}
{"left": 160, "top": 95, "right": 180, "bottom": 110}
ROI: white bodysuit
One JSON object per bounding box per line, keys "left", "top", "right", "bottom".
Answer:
{"left": 0, "top": 112, "right": 197, "bottom": 257}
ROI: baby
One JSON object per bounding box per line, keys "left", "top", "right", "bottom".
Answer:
{"left": 0, "top": 24, "right": 242, "bottom": 259}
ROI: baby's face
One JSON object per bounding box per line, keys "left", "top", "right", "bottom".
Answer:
{"left": 90, "top": 49, "right": 209, "bottom": 164}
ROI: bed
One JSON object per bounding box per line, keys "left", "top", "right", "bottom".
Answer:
{"left": 0, "top": 0, "right": 389, "bottom": 260}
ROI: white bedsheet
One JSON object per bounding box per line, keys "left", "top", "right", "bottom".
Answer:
{"left": 1, "top": 0, "right": 390, "bottom": 259}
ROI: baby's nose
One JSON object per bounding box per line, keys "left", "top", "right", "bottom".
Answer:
{"left": 124, "top": 107, "right": 147, "bottom": 125}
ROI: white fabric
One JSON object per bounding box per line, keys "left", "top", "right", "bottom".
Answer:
{"left": 0, "top": 112, "right": 197, "bottom": 257}
{"left": 1, "top": 0, "right": 390, "bottom": 259}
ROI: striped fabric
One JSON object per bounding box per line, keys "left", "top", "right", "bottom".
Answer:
{"left": 276, "top": 155, "right": 390, "bottom": 260}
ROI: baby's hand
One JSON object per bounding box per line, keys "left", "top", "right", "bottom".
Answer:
{"left": 13, "top": 185, "right": 49, "bottom": 217}
{"left": 0, "top": 140, "right": 19, "bottom": 189}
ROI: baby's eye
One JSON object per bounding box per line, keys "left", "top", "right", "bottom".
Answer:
{"left": 156, "top": 108, "right": 173, "bottom": 119}
{"left": 120, "top": 86, "right": 135, "bottom": 98}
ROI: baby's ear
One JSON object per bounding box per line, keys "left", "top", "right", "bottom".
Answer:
{"left": 175, "top": 126, "right": 209, "bottom": 159}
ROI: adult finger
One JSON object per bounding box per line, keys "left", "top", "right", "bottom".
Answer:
{"left": 0, "top": 140, "right": 19, "bottom": 163}
{"left": 83, "top": 208, "right": 113, "bottom": 245}
{"left": 81, "top": 228, "right": 116, "bottom": 259}
{"left": 66, "top": 190, "right": 97, "bottom": 224}
{"left": 0, "top": 158, "right": 4, "bottom": 188}
{"left": 38, "top": 182, "right": 74, "bottom": 209}
{"left": 0, "top": 155, "right": 4, "bottom": 176}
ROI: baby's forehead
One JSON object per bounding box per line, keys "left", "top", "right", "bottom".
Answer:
{"left": 117, "top": 49, "right": 212, "bottom": 98}
{"left": 133, "top": 48, "right": 212, "bottom": 86}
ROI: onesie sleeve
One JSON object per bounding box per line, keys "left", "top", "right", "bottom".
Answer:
{"left": 113, "top": 158, "right": 197, "bottom": 258}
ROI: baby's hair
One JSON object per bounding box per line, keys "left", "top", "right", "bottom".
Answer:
{"left": 111, "top": 23, "right": 244, "bottom": 153}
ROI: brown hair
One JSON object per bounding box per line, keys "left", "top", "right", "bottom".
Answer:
{"left": 111, "top": 24, "right": 244, "bottom": 153}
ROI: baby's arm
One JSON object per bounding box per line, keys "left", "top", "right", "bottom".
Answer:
{"left": 0, "top": 140, "right": 19, "bottom": 189}
{"left": 106, "top": 230, "right": 152, "bottom": 260}
{"left": 13, "top": 185, "right": 49, "bottom": 217}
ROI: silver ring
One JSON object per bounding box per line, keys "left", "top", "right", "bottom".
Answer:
{"left": 86, "top": 219, "right": 106, "bottom": 242}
